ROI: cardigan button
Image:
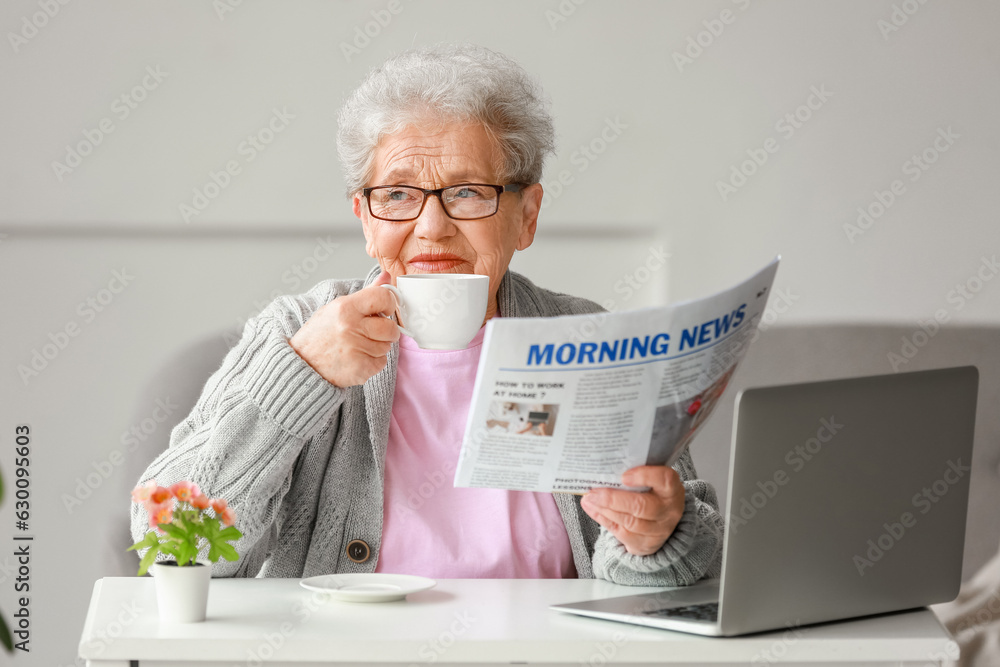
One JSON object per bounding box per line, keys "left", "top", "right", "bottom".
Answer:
{"left": 346, "top": 539, "right": 371, "bottom": 563}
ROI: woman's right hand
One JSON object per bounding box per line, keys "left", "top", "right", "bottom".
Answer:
{"left": 288, "top": 271, "right": 401, "bottom": 388}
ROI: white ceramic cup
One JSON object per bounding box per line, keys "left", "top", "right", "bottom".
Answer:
{"left": 382, "top": 274, "right": 489, "bottom": 350}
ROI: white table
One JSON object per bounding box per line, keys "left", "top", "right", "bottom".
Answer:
{"left": 78, "top": 577, "right": 959, "bottom": 667}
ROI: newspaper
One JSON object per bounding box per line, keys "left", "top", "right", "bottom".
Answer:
{"left": 454, "top": 257, "right": 780, "bottom": 494}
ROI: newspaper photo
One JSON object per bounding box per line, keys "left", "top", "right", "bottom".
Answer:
{"left": 454, "top": 257, "right": 780, "bottom": 494}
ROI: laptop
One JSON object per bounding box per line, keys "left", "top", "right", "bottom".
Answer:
{"left": 527, "top": 411, "right": 551, "bottom": 424}
{"left": 551, "top": 366, "right": 979, "bottom": 636}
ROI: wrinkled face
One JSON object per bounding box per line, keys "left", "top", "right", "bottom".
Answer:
{"left": 353, "top": 122, "right": 542, "bottom": 321}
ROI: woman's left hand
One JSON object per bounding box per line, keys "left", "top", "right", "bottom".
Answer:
{"left": 580, "top": 466, "right": 686, "bottom": 556}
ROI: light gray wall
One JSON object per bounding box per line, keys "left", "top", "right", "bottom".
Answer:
{"left": 0, "top": 2, "right": 998, "bottom": 666}
{"left": 2, "top": 0, "right": 998, "bottom": 321}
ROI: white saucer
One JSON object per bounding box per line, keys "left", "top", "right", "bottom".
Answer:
{"left": 299, "top": 573, "right": 436, "bottom": 602}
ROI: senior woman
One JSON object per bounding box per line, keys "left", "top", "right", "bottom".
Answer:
{"left": 132, "top": 44, "right": 723, "bottom": 585}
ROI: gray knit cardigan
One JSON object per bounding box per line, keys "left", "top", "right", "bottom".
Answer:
{"left": 131, "top": 267, "right": 724, "bottom": 585}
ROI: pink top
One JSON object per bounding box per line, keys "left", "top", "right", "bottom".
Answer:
{"left": 375, "top": 327, "right": 577, "bottom": 579}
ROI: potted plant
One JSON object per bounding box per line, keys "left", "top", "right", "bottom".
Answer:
{"left": 128, "top": 480, "right": 242, "bottom": 623}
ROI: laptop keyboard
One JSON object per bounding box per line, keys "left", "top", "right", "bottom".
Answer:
{"left": 643, "top": 602, "right": 719, "bottom": 622}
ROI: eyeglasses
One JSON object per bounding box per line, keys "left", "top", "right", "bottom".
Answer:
{"left": 361, "top": 183, "right": 523, "bottom": 222}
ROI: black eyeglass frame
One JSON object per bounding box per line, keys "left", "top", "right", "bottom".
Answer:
{"left": 361, "top": 183, "right": 524, "bottom": 222}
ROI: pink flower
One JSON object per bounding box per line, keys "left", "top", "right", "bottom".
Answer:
{"left": 131, "top": 480, "right": 157, "bottom": 503}
{"left": 148, "top": 501, "right": 174, "bottom": 529}
{"left": 190, "top": 493, "right": 211, "bottom": 510}
{"left": 219, "top": 506, "right": 236, "bottom": 527}
{"left": 149, "top": 486, "right": 172, "bottom": 505}
{"left": 210, "top": 498, "right": 228, "bottom": 514}
{"left": 170, "top": 481, "right": 201, "bottom": 503}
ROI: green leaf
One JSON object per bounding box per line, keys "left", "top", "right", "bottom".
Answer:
{"left": 160, "top": 542, "right": 181, "bottom": 561}
{"left": 205, "top": 523, "right": 241, "bottom": 563}
{"left": 207, "top": 540, "right": 239, "bottom": 563}
{"left": 189, "top": 523, "right": 209, "bottom": 543}
{"left": 0, "top": 466, "right": 5, "bottom": 506}
{"left": 160, "top": 523, "right": 189, "bottom": 541}
{"left": 127, "top": 531, "right": 161, "bottom": 552}
{"left": 218, "top": 526, "right": 243, "bottom": 541}
{"left": 178, "top": 542, "right": 199, "bottom": 566}
{"left": 217, "top": 543, "right": 239, "bottom": 562}
{"left": 200, "top": 516, "right": 220, "bottom": 539}
{"left": 175, "top": 513, "right": 195, "bottom": 533}
{"left": 138, "top": 545, "right": 160, "bottom": 577}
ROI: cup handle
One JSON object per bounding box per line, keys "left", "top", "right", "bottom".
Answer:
{"left": 380, "top": 284, "right": 416, "bottom": 338}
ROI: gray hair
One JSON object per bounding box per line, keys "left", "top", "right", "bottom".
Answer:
{"left": 337, "top": 43, "right": 555, "bottom": 195}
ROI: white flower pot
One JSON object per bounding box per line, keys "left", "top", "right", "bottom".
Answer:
{"left": 151, "top": 560, "right": 212, "bottom": 623}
